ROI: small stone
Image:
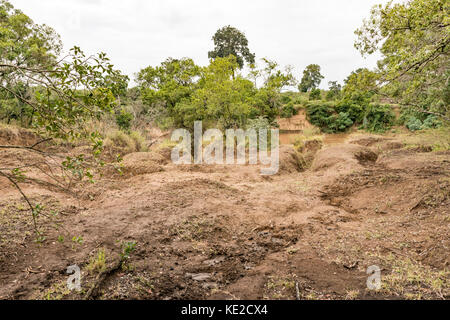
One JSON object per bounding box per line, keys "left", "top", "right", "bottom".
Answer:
{"left": 186, "top": 273, "right": 212, "bottom": 281}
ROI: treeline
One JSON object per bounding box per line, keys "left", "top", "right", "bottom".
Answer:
{"left": 1, "top": 0, "right": 449, "bottom": 138}
{"left": 106, "top": 0, "right": 450, "bottom": 135}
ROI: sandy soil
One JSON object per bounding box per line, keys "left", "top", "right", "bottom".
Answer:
{"left": 0, "top": 128, "right": 448, "bottom": 300}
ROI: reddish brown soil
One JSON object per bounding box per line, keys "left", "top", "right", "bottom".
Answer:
{"left": 0, "top": 129, "right": 448, "bottom": 300}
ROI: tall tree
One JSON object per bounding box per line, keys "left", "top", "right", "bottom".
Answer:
{"left": 326, "top": 81, "right": 342, "bottom": 100}
{"left": 208, "top": 25, "right": 255, "bottom": 69}
{"left": 298, "top": 64, "right": 324, "bottom": 92}
{"left": 355, "top": 0, "right": 449, "bottom": 121}
{"left": 136, "top": 57, "right": 200, "bottom": 113}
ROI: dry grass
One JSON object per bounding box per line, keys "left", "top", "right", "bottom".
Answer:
{"left": 390, "top": 127, "right": 450, "bottom": 152}
{"left": 103, "top": 129, "right": 148, "bottom": 155}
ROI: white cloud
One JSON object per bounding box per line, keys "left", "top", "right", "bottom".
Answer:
{"left": 11, "top": 0, "right": 388, "bottom": 88}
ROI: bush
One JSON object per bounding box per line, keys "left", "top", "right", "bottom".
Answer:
{"left": 336, "top": 101, "right": 365, "bottom": 123}
{"left": 306, "top": 102, "right": 353, "bottom": 133}
{"left": 361, "top": 104, "right": 396, "bottom": 132}
{"left": 309, "top": 88, "right": 321, "bottom": 101}
{"left": 280, "top": 103, "right": 296, "bottom": 118}
{"left": 116, "top": 109, "right": 134, "bottom": 131}
{"left": 328, "top": 112, "right": 354, "bottom": 132}
{"left": 422, "top": 115, "right": 442, "bottom": 129}
{"left": 306, "top": 102, "right": 334, "bottom": 130}
{"left": 103, "top": 129, "right": 147, "bottom": 156}
{"left": 404, "top": 114, "right": 442, "bottom": 132}
{"left": 405, "top": 117, "right": 423, "bottom": 131}
{"left": 280, "top": 95, "right": 292, "bottom": 105}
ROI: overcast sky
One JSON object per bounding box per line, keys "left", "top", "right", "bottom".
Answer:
{"left": 12, "top": 0, "right": 390, "bottom": 88}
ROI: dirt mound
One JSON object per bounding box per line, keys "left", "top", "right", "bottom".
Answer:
{"left": 349, "top": 136, "right": 405, "bottom": 152}
{"left": 349, "top": 136, "right": 385, "bottom": 147}
{"left": 278, "top": 145, "right": 304, "bottom": 174}
{"left": 277, "top": 110, "right": 313, "bottom": 131}
{"left": 297, "top": 139, "right": 323, "bottom": 154}
{"left": 0, "top": 126, "right": 40, "bottom": 146}
{"left": 380, "top": 140, "right": 404, "bottom": 151}
{"left": 311, "top": 144, "right": 378, "bottom": 172}
{"left": 156, "top": 146, "right": 174, "bottom": 162}
{"left": 121, "top": 152, "right": 166, "bottom": 176}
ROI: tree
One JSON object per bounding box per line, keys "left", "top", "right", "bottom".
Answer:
{"left": 208, "top": 26, "right": 255, "bottom": 69}
{"left": 252, "top": 58, "right": 296, "bottom": 122}
{"left": 136, "top": 57, "right": 200, "bottom": 114}
{"left": 173, "top": 56, "right": 256, "bottom": 129}
{"left": 355, "top": 0, "right": 449, "bottom": 121}
{"left": 0, "top": 0, "right": 62, "bottom": 125}
{"left": 0, "top": 0, "right": 123, "bottom": 237}
{"left": 298, "top": 64, "right": 324, "bottom": 92}
{"left": 326, "top": 81, "right": 342, "bottom": 100}
{"left": 342, "top": 68, "right": 380, "bottom": 104}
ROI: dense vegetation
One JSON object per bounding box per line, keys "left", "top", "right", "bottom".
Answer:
{"left": 0, "top": 0, "right": 448, "bottom": 215}
{"left": 2, "top": 0, "right": 448, "bottom": 140}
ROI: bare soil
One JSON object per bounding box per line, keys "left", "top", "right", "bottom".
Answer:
{"left": 0, "top": 128, "right": 448, "bottom": 300}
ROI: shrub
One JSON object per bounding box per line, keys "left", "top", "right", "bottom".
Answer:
{"left": 422, "top": 115, "right": 442, "bottom": 129}
{"left": 280, "top": 95, "right": 292, "bottom": 105}
{"left": 336, "top": 101, "right": 365, "bottom": 123}
{"left": 361, "top": 104, "right": 396, "bottom": 132}
{"left": 405, "top": 117, "right": 423, "bottom": 131}
{"left": 309, "top": 88, "right": 322, "bottom": 101}
{"left": 104, "top": 129, "right": 147, "bottom": 155}
{"left": 306, "top": 102, "right": 353, "bottom": 133}
{"left": 116, "top": 109, "right": 134, "bottom": 131}
{"left": 306, "top": 102, "right": 334, "bottom": 130}
{"left": 328, "top": 112, "right": 354, "bottom": 132}
{"left": 280, "top": 104, "right": 296, "bottom": 118}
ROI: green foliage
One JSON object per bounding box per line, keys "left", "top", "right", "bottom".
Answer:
{"left": 280, "top": 95, "right": 292, "bottom": 105}
{"left": 336, "top": 100, "right": 365, "bottom": 123}
{"left": 326, "top": 81, "right": 342, "bottom": 101}
{"left": 328, "top": 112, "right": 354, "bottom": 132}
{"left": 305, "top": 102, "right": 334, "bottom": 132}
{"left": 120, "top": 241, "right": 137, "bottom": 262}
{"left": 115, "top": 109, "right": 133, "bottom": 131}
{"left": 299, "top": 64, "right": 324, "bottom": 92}
{"left": 246, "top": 116, "right": 272, "bottom": 131}
{"left": 361, "top": 104, "right": 396, "bottom": 132}
{"left": 208, "top": 25, "right": 255, "bottom": 69}
{"left": 309, "top": 88, "right": 322, "bottom": 101}
{"left": 401, "top": 108, "right": 443, "bottom": 131}
{"left": 172, "top": 56, "right": 256, "bottom": 129}
{"left": 406, "top": 117, "right": 423, "bottom": 131}
{"left": 137, "top": 57, "right": 200, "bottom": 113}
{"left": 281, "top": 103, "right": 296, "bottom": 118}
{"left": 355, "top": 0, "right": 449, "bottom": 121}
{"left": 422, "top": 115, "right": 442, "bottom": 129}
{"left": 165, "top": 56, "right": 295, "bottom": 130}
{"left": 342, "top": 68, "right": 379, "bottom": 103}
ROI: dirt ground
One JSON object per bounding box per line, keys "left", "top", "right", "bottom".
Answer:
{"left": 0, "top": 127, "right": 449, "bottom": 300}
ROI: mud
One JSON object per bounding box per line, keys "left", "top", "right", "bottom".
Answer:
{"left": 0, "top": 128, "right": 448, "bottom": 300}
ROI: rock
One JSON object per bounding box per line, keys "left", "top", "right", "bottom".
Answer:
{"left": 186, "top": 273, "right": 212, "bottom": 281}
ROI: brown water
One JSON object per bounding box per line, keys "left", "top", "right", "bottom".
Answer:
{"left": 279, "top": 131, "right": 303, "bottom": 145}
{"left": 322, "top": 133, "right": 350, "bottom": 145}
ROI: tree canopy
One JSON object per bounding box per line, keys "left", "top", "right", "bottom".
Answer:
{"left": 298, "top": 64, "right": 324, "bottom": 92}
{"left": 208, "top": 25, "right": 255, "bottom": 69}
{"left": 355, "top": 0, "right": 449, "bottom": 121}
